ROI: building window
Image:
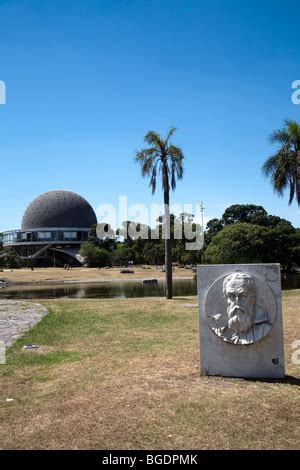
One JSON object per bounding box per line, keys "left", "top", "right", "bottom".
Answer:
{"left": 63, "top": 231, "right": 70, "bottom": 241}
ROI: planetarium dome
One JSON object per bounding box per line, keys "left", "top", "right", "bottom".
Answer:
{"left": 21, "top": 190, "right": 97, "bottom": 229}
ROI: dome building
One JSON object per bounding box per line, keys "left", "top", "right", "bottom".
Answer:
{"left": 2, "top": 190, "right": 97, "bottom": 266}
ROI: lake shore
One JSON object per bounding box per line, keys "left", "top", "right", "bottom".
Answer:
{"left": 0, "top": 266, "right": 194, "bottom": 287}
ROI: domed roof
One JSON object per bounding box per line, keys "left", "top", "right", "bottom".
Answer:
{"left": 21, "top": 190, "right": 97, "bottom": 229}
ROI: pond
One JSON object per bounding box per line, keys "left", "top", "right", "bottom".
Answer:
{"left": 0, "top": 273, "right": 299, "bottom": 299}
{"left": 0, "top": 279, "right": 197, "bottom": 300}
{"left": 281, "top": 272, "right": 300, "bottom": 290}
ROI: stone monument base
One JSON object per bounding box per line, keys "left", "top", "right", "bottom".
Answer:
{"left": 197, "top": 264, "right": 285, "bottom": 379}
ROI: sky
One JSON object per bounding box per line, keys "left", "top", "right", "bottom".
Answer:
{"left": 0, "top": 0, "right": 300, "bottom": 232}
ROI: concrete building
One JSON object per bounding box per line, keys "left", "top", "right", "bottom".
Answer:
{"left": 2, "top": 190, "right": 97, "bottom": 266}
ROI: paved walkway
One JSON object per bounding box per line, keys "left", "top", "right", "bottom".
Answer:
{"left": 0, "top": 300, "right": 48, "bottom": 347}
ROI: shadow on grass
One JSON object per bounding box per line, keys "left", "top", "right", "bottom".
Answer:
{"left": 241, "top": 375, "right": 300, "bottom": 386}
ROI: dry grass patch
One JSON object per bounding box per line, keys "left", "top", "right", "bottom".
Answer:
{"left": 1, "top": 266, "right": 193, "bottom": 285}
{"left": 0, "top": 295, "right": 299, "bottom": 449}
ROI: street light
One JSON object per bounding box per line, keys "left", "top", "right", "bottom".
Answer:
{"left": 199, "top": 202, "right": 205, "bottom": 264}
{"left": 199, "top": 202, "right": 205, "bottom": 233}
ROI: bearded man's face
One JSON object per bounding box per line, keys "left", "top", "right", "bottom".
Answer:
{"left": 225, "top": 279, "right": 255, "bottom": 334}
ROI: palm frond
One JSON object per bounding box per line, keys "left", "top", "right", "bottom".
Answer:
{"left": 285, "top": 119, "right": 299, "bottom": 136}
{"left": 135, "top": 127, "right": 185, "bottom": 196}
{"left": 135, "top": 147, "right": 158, "bottom": 163}
{"left": 135, "top": 148, "right": 159, "bottom": 178}
{"left": 149, "top": 162, "right": 159, "bottom": 194}
{"left": 168, "top": 145, "right": 184, "bottom": 180}
{"left": 269, "top": 129, "right": 290, "bottom": 145}
{"left": 171, "top": 161, "right": 177, "bottom": 191}
{"left": 165, "top": 126, "right": 176, "bottom": 144}
{"left": 259, "top": 119, "right": 300, "bottom": 205}
{"left": 289, "top": 176, "right": 295, "bottom": 205}
{"left": 271, "top": 164, "right": 288, "bottom": 196}
{"left": 144, "top": 131, "right": 165, "bottom": 153}
{"left": 262, "top": 154, "right": 280, "bottom": 176}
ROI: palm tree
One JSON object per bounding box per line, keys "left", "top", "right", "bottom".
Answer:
{"left": 262, "top": 120, "right": 300, "bottom": 206}
{"left": 135, "top": 127, "right": 184, "bottom": 299}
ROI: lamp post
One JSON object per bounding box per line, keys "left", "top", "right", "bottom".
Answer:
{"left": 199, "top": 202, "right": 205, "bottom": 263}
{"left": 199, "top": 202, "right": 205, "bottom": 232}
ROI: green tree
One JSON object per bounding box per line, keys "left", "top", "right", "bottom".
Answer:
{"left": 205, "top": 218, "right": 224, "bottom": 245}
{"left": 262, "top": 120, "right": 300, "bottom": 206}
{"left": 89, "top": 223, "right": 116, "bottom": 251}
{"left": 221, "top": 204, "right": 269, "bottom": 226}
{"left": 204, "top": 224, "right": 271, "bottom": 264}
{"left": 135, "top": 127, "right": 184, "bottom": 299}
{"left": 110, "top": 244, "right": 136, "bottom": 266}
{"left": 204, "top": 222, "right": 298, "bottom": 270}
{"left": 4, "top": 250, "right": 22, "bottom": 269}
{"left": 142, "top": 242, "right": 165, "bottom": 265}
{"left": 0, "top": 254, "right": 5, "bottom": 268}
{"left": 79, "top": 242, "right": 110, "bottom": 268}
{"left": 116, "top": 221, "right": 152, "bottom": 264}
{"left": 269, "top": 220, "right": 299, "bottom": 271}
{"left": 205, "top": 204, "right": 294, "bottom": 244}
{"left": 291, "top": 229, "right": 300, "bottom": 266}
{"left": 173, "top": 215, "right": 202, "bottom": 264}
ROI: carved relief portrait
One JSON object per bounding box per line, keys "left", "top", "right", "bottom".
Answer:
{"left": 205, "top": 272, "right": 276, "bottom": 345}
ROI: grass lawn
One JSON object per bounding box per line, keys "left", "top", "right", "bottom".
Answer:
{"left": 1, "top": 266, "right": 193, "bottom": 285}
{"left": 0, "top": 293, "right": 299, "bottom": 450}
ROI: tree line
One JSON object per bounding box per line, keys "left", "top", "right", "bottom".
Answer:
{"left": 1, "top": 120, "right": 300, "bottom": 296}
{"left": 77, "top": 203, "right": 300, "bottom": 272}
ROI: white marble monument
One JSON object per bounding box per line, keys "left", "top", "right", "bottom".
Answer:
{"left": 197, "top": 264, "right": 285, "bottom": 378}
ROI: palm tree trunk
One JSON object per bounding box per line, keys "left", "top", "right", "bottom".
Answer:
{"left": 164, "top": 189, "right": 172, "bottom": 299}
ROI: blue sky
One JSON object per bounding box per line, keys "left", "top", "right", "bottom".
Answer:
{"left": 0, "top": 0, "right": 300, "bottom": 231}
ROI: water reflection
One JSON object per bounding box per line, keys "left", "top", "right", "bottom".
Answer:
{"left": 0, "top": 279, "right": 197, "bottom": 300}
{"left": 281, "top": 273, "right": 300, "bottom": 290}
{"left": 0, "top": 274, "right": 299, "bottom": 300}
